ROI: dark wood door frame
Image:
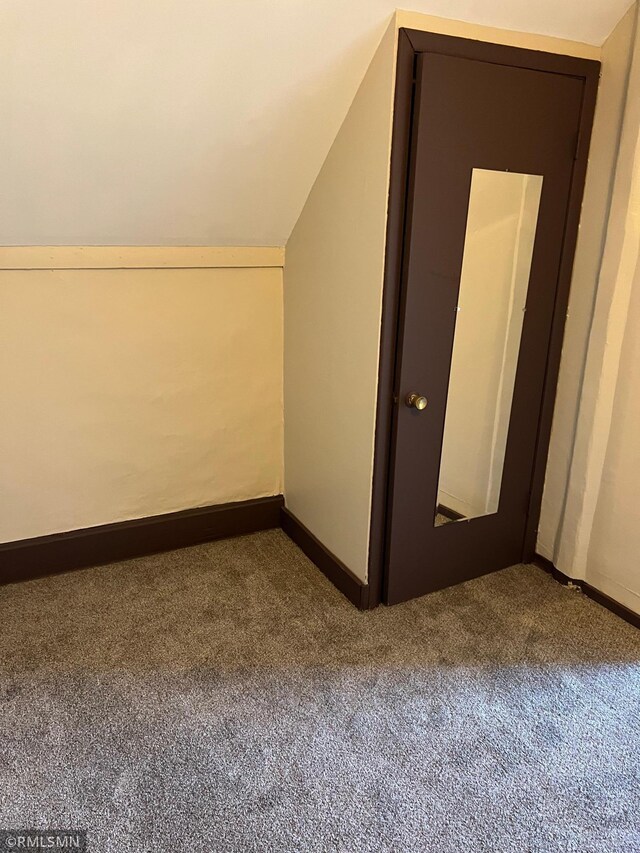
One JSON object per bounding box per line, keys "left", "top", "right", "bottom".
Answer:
{"left": 366, "top": 28, "right": 600, "bottom": 608}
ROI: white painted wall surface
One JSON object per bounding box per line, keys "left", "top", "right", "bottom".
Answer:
{"left": 0, "top": 258, "right": 283, "bottom": 542}
{"left": 538, "top": 4, "right": 637, "bottom": 560}
{"left": 0, "top": 0, "right": 621, "bottom": 246}
{"left": 554, "top": 8, "right": 640, "bottom": 614}
{"left": 587, "top": 270, "right": 640, "bottom": 613}
{"left": 283, "top": 21, "right": 396, "bottom": 582}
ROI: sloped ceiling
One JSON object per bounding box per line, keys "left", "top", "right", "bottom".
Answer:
{"left": 0, "top": 0, "right": 633, "bottom": 246}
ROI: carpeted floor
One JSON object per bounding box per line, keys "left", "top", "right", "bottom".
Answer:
{"left": 1, "top": 529, "right": 638, "bottom": 852}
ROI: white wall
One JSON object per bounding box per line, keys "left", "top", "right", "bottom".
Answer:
{"left": 0, "top": 0, "right": 621, "bottom": 247}
{"left": 0, "top": 250, "right": 283, "bottom": 542}
{"left": 554, "top": 5, "right": 640, "bottom": 615}
{"left": 538, "top": 3, "right": 637, "bottom": 559}
{"left": 587, "top": 271, "right": 640, "bottom": 612}
{"left": 283, "top": 21, "right": 397, "bottom": 582}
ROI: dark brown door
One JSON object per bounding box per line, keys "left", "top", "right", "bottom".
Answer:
{"left": 384, "top": 47, "right": 594, "bottom": 605}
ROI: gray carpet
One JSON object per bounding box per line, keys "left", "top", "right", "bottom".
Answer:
{"left": 1, "top": 529, "right": 639, "bottom": 852}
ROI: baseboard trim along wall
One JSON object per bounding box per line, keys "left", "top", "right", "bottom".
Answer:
{"left": 9, "top": 501, "right": 632, "bottom": 624}
{"left": 0, "top": 496, "right": 283, "bottom": 586}
{"left": 280, "top": 508, "right": 370, "bottom": 610}
{"left": 0, "top": 495, "right": 372, "bottom": 609}
{"left": 534, "top": 555, "right": 639, "bottom": 630}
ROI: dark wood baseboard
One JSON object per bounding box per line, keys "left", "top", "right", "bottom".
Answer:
{"left": 436, "top": 503, "right": 466, "bottom": 522}
{"left": 280, "top": 508, "right": 370, "bottom": 610}
{"left": 0, "top": 495, "right": 284, "bottom": 586}
{"left": 534, "top": 555, "right": 639, "bottom": 630}
{"left": 10, "top": 499, "right": 635, "bottom": 626}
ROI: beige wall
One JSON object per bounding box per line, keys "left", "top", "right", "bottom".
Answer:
{"left": 538, "top": 4, "right": 637, "bottom": 560}
{"left": 0, "top": 251, "right": 283, "bottom": 542}
{"left": 283, "top": 20, "right": 397, "bottom": 583}
{"left": 1, "top": 0, "right": 617, "bottom": 248}
{"left": 555, "top": 4, "right": 640, "bottom": 615}
{"left": 587, "top": 268, "right": 640, "bottom": 613}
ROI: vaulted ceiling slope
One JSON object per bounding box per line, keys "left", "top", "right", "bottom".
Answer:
{"left": 1, "top": 0, "right": 632, "bottom": 247}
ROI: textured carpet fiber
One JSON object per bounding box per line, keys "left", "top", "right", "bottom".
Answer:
{"left": 1, "top": 530, "right": 639, "bottom": 852}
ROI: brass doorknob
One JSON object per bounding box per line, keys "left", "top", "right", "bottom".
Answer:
{"left": 406, "top": 393, "right": 428, "bottom": 411}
